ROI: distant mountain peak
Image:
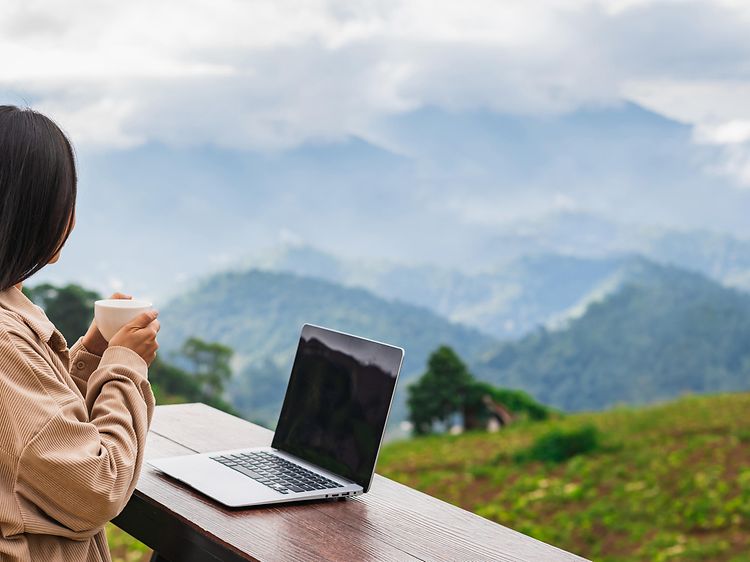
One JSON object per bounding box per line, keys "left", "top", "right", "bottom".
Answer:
{"left": 477, "top": 261, "right": 750, "bottom": 412}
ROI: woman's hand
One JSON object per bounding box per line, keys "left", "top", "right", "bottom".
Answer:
{"left": 109, "top": 310, "right": 160, "bottom": 368}
{"left": 81, "top": 292, "right": 132, "bottom": 356}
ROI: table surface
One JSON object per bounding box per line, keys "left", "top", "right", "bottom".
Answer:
{"left": 112, "top": 403, "right": 590, "bottom": 562}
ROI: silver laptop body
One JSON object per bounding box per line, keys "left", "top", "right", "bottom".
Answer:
{"left": 148, "top": 324, "right": 404, "bottom": 508}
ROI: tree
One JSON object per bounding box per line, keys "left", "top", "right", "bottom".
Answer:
{"left": 406, "top": 345, "right": 475, "bottom": 435}
{"left": 147, "top": 356, "right": 203, "bottom": 402}
{"left": 149, "top": 352, "right": 239, "bottom": 416}
{"left": 180, "top": 337, "right": 233, "bottom": 403}
{"left": 24, "top": 283, "right": 100, "bottom": 343}
{"left": 407, "top": 345, "right": 556, "bottom": 435}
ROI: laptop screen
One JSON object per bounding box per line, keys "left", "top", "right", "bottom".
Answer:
{"left": 271, "top": 324, "right": 403, "bottom": 492}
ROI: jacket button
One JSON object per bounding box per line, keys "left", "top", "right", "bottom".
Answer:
{"left": 76, "top": 361, "right": 86, "bottom": 370}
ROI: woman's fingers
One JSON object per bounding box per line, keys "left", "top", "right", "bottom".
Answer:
{"left": 127, "top": 310, "right": 159, "bottom": 329}
{"left": 106, "top": 305, "right": 160, "bottom": 367}
{"left": 109, "top": 292, "right": 132, "bottom": 300}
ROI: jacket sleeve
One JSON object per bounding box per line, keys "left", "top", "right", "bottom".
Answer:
{"left": 6, "top": 330, "right": 155, "bottom": 537}
{"left": 68, "top": 336, "right": 103, "bottom": 399}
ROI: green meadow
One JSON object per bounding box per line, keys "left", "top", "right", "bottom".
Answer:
{"left": 379, "top": 393, "right": 750, "bottom": 561}
{"left": 108, "top": 392, "right": 750, "bottom": 561}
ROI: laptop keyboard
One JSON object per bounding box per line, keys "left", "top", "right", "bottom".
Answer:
{"left": 209, "top": 451, "right": 342, "bottom": 494}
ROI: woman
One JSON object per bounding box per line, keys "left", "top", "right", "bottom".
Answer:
{"left": 0, "top": 105, "right": 160, "bottom": 561}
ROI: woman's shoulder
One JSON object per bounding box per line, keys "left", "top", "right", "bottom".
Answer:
{"left": 0, "top": 309, "right": 38, "bottom": 346}
{"left": 0, "top": 312, "right": 65, "bottom": 446}
{"left": 0, "top": 308, "right": 23, "bottom": 338}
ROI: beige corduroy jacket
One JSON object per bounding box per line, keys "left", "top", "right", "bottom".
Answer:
{"left": 0, "top": 285, "right": 155, "bottom": 561}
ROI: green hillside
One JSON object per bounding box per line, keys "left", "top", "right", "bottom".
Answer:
{"left": 159, "top": 269, "right": 497, "bottom": 427}
{"left": 249, "top": 224, "right": 750, "bottom": 340}
{"left": 250, "top": 243, "right": 642, "bottom": 339}
{"left": 378, "top": 392, "right": 750, "bottom": 562}
{"left": 476, "top": 262, "right": 750, "bottom": 411}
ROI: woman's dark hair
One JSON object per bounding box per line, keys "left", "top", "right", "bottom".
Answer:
{"left": 0, "top": 105, "right": 77, "bottom": 291}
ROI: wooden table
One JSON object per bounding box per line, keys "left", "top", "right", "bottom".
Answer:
{"left": 112, "top": 403, "right": 590, "bottom": 562}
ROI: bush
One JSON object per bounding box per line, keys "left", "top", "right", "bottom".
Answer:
{"left": 515, "top": 424, "right": 601, "bottom": 463}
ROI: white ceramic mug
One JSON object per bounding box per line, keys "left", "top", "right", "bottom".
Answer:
{"left": 94, "top": 299, "right": 153, "bottom": 341}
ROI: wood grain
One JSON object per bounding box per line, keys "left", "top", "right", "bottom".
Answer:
{"left": 114, "top": 403, "right": 590, "bottom": 562}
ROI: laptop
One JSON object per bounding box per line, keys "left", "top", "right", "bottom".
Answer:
{"left": 147, "top": 323, "right": 404, "bottom": 507}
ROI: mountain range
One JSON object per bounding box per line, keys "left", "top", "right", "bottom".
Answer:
{"left": 159, "top": 256, "right": 750, "bottom": 429}
{"left": 157, "top": 269, "right": 496, "bottom": 428}
{"left": 246, "top": 244, "right": 631, "bottom": 339}
{"left": 241, "top": 228, "right": 750, "bottom": 339}
{"left": 475, "top": 260, "right": 750, "bottom": 411}
{"left": 56, "top": 99, "right": 750, "bottom": 428}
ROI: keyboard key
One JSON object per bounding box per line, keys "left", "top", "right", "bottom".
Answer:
{"left": 232, "top": 466, "right": 262, "bottom": 479}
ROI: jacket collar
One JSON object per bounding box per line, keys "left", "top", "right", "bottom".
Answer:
{"left": 0, "top": 285, "right": 57, "bottom": 344}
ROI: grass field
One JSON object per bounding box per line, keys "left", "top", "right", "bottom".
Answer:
{"left": 378, "top": 393, "right": 750, "bottom": 561}
{"left": 107, "top": 392, "right": 750, "bottom": 561}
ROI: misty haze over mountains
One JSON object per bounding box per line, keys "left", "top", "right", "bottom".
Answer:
{"left": 24, "top": 99, "right": 750, "bottom": 425}
{"left": 32, "top": 103, "right": 750, "bottom": 304}
{"left": 245, "top": 222, "right": 750, "bottom": 340}
{"left": 15, "top": 98, "right": 750, "bottom": 428}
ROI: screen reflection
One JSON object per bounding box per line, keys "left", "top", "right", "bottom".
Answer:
{"left": 272, "top": 325, "right": 403, "bottom": 491}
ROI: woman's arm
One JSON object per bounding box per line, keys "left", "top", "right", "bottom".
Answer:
{"left": 1, "top": 329, "right": 154, "bottom": 538}
{"left": 69, "top": 292, "right": 133, "bottom": 398}
{"left": 68, "top": 336, "right": 104, "bottom": 398}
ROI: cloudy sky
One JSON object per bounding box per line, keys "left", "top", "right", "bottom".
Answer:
{"left": 2, "top": 1, "right": 749, "bottom": 164}
{"left": 4, "top": 0, "right": 750, "bottom": 297}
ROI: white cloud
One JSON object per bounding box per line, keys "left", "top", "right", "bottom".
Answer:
{"left": 625, "top": 79, "right": 750, "bottom": 187}
{"left": 625, "top": 80, "right": 750, "bottom": 126}
{"left": 695, "top": 121, "right": 750, "bottom": 145}
{"left": 3, "top": 0, "right": 750, "bottom": 181}
{"left": 36, "top": 97, "right": 145, "bottom": 149}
